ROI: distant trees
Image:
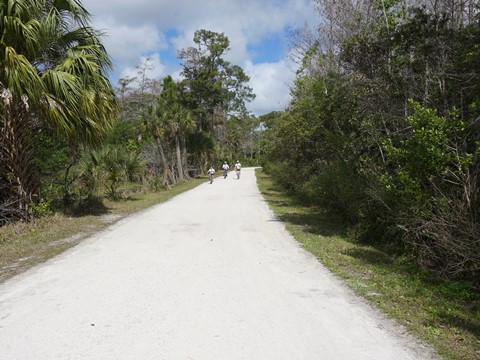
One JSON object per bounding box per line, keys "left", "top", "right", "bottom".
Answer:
{"left": 142, "top": 75, "right": 195, "bottom": 185}
{"left": 263, "top": 1, "right": 480, "bottom": 281}
{"left": 158, "top": 77, "right": 195, "bottom": 181}
{"left": 178, "top": 29, "right": 255, "bottom": 167}
{"left": 178, "top": 30, "right": 255, "bottom": 128}
{"left": 114, "top": 30, "right": 256, "bottom": 186}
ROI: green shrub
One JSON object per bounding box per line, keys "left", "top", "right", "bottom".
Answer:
{"left": 31, "top": 198, "right": 53, "bottom": 218}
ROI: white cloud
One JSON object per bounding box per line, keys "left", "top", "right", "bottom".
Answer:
{"left": 244, "top": 60, "right": 298, "bottom": 115}
{"left": 84, "top": 0, "right": 317, "bottom": 33}
{"left": 92, "top": 20, "right": 167, "bottom": 71}
{"left": 119, "top": 53, "right": 168, "bottom": 82}
{"left": 85, "top": 0, "right": 317, "bottom": 65}
{"left": 80, "top": 0, "right": 319, "bottom": 113}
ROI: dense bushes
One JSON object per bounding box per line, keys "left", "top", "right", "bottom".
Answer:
{"left": 263, "top": 4, "right": 480, "bottom": 283}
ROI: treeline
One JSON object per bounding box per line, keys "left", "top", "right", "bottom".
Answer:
{"left": 262, "top": 0, "right": 480, "bottom": 283}
{"left": 0, "top": 1, "right": 258, "bottom": 226}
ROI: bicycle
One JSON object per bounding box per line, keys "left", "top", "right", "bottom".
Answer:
{"left": 207, "top": 167, "right": 215, "bottom": 184}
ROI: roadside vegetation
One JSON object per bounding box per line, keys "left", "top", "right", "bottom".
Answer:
{"left": 257, "top": 169, "right": 479, "bottom": 360}
{"left": 259, "top": 1, "right": 479, "bottom": 294}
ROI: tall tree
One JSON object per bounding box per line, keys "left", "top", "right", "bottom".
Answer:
{"left": 0, "top": 0, "right": 118, "bottom": 223}
{"left": 143, "top": 102, "right": 175, "bottom": 187}
{"left": 157, "top": 76, "right": 195, "bottom": 182}
{"left": 177, "top": 29, "right": 255, "bottom": 136}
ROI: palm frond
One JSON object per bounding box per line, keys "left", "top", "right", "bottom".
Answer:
{"left": 2, "top": 46, "right": 42, "bottom": 98}
{"left": 42, "top": 69, "right": 81, "bottom": 106}
{"left": 52, "top": 0, "right": 91, "bottom": 26}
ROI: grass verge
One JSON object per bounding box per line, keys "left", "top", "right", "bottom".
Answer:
{"left": 0, "top": 178, "right": 206, "bottom": 283}
{"left": 256, "top": 169, "right": 479, "bottom": 360}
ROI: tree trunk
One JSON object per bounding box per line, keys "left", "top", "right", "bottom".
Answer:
{"left": 0, "top": 96, "right": 39, "bottom": 223}
{"left": 154, "top": 134, "right": 175, "bottom": 186}
{"left": 175, "top": 134, "right": 184, "bottom": 181}
{"left": 181, "top": 136, "right": 190, "bottom": 179}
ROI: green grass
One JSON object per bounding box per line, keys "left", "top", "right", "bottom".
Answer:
{"left": 256, "top": 169, "right": 480, "bottom": 360}
{"left": 0, "top": 177, "right": 206, "bottom": 283}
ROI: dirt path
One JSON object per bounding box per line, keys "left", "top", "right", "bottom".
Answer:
{"left": 0, "top": 168, "right": 436, "bottom": 359}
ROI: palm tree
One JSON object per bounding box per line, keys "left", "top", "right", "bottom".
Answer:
{"left": 100, "top": 146, "right": 128, "bottom": 200}
{"left": 0, "top": 0, "right": 118, "bottom": 222}
{"left": 157, "top": 76, "right": 195, "bottom": 181}
{"left": 77, "top": 147, "right": 105, "bottom": 199}
{"left": 144, "top": 103, "right": 176, "bottom": 186}
{"left": 165, "top": 102, "right": 195, "bottom": 181}
{"left": 77, "top": 145, "right": 144, "bottom": 200}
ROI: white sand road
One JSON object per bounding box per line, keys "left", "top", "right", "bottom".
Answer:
{"left": 0, "top": 168, "right": 437, "bottom": 360}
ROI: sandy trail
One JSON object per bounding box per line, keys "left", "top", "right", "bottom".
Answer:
{"left": 0, "top": 168, "right": 435, "bottom": 359}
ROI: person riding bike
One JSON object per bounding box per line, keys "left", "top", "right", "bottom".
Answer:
{"left": 221, "top": 161, "right": 230, "bottom": 178}
{"left": 234, "top": 160, "right": 241, "bottom": 179}
{"left": 207, "top": 166, "right": 215, "bottom": 184}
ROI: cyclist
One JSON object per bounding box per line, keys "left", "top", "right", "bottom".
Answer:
{"left": 221, "top": 161, "right": 230, "bottom": 178}
{"left": 234, "top": 160, "right": 241, "bottom": 179}
{"left": 207, "top": 166, "right": 215, "bottom": 184}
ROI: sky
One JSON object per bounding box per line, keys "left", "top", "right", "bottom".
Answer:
{"left": 80, "top": 0, "right": 320, "bottom": 116}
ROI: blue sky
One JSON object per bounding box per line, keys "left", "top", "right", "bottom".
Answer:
{"left": 81, "top": 0, "right": 319, "bottom": 115}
